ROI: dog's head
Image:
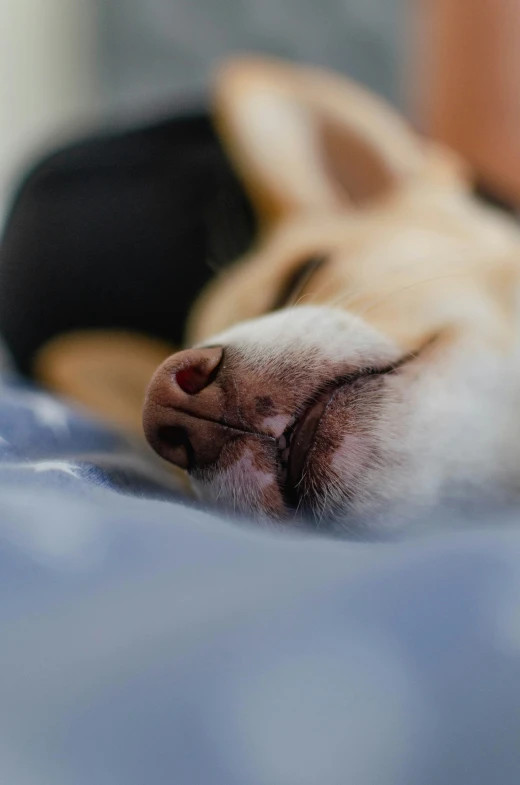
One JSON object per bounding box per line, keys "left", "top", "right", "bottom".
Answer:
{"left": 144, "top": 57, "right": 520, "bottom": 532}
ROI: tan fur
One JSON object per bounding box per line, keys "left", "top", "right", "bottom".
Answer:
{"left": 178, "top": 57, "right": 520, "bottom": 528}
{"left": 189, "top": 58, "right": 520, "bottom": 356}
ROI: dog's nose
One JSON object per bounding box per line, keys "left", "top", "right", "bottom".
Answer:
{"left": 143, "top": 346, "right": 228, "bottom": 471}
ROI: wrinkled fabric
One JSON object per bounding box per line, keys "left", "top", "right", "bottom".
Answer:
{"left": 0, "top": 375, "right": 519, "bottom": 784}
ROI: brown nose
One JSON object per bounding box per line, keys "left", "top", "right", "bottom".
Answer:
{"left": 143, "top": 346, "right": 228, "bottom": 471}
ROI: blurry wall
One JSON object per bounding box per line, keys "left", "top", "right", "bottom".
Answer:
{"left": 99, "top": 0, "right": 404, "bottom": 115}
{"left": 0, "top": 0, "right": 99, "bottom": 211}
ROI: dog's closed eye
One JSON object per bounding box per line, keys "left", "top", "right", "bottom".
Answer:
{"left": 271, "top": 255, "right": 327, "bottom": 310}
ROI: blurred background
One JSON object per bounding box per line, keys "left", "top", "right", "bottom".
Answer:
{"left": 3, "top": 0, "right": 520, "bottom": 223}
{"left": 0, "top": 0, "right": 404, "bottom": 220}
{"left": 2, "top": 0, "right": 520, "bottom": 398}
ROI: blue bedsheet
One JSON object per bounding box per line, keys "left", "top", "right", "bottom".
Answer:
{"left": 1, "top": 373, "right": 520, "bottom": 784}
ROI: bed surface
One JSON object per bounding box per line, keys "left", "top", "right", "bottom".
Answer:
{"left": 0, "top": 372, "right": 520, "bottom": 783}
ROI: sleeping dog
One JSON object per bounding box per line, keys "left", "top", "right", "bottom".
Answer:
{"left": 141, "top": 57, "right": 520, "bottom": 531}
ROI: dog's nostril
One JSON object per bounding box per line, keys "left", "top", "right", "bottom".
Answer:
{"left": 176, "top": 366, "right": 209, "bottom": 395}
{"left": 156, "top": 425, "right": 194, "bottom": 470}
{"left": 175, "top": 347, "right": 223, "bottom": 395}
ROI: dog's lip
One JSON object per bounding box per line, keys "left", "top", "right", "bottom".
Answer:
{"left": 280, "top": 356, "right": 410, "bottom": 511}
{"left": 285, "top": 386, "right": 336, "bottom": 499}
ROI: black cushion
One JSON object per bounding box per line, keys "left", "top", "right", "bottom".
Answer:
{"left": 0, "top": 111, "right": 256, "bottom": 375}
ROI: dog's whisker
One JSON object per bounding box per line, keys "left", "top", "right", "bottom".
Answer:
{"left": 326, "top": 272, "right": 470, "bottom": 322}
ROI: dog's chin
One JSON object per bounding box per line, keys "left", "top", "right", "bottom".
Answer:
{"left": 192, "top": 371, "right": 394, "bottom": 526}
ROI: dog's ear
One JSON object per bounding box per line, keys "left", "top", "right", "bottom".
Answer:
{"left": 213, "top": 56, "right": 466, "bottom": 224}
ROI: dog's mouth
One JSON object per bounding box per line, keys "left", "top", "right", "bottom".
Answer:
{"left": 277, "top": 357, "right": 411, "bottom": 513}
